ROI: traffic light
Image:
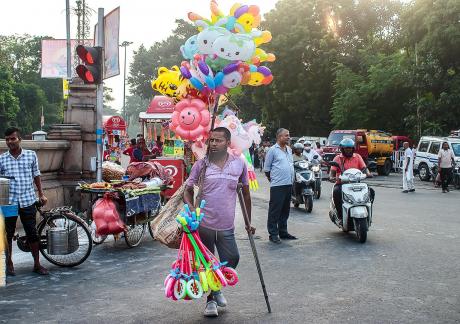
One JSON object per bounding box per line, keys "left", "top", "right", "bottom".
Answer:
{"left": 75, "top": 45, "right": 103, "bottom": 84}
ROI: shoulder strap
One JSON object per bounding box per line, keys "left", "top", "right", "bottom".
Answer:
{"left": 195, "top": 159, "right": 208, "bottom": 208}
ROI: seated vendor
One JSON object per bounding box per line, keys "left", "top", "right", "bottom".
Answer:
{"left": 133, "top": 138, "right": 156, "bottom": 161}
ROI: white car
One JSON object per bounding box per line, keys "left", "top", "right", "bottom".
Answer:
{"left": 414, "top": 136, "right": 460, "bottom": 181}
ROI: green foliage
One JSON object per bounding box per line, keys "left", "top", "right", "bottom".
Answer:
{"left": 0, "top": 68, "right": 20, "bottom": 134}
{"left": 0, "top": 34, "right": 63, "bottom": 135}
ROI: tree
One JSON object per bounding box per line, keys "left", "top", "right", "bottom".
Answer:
{"left": 123, "top": 95, "right": 150, "bottom": 137}
{"left": 0, "top": 34, "right": 64, "bottom": 133}
{"left": 0, "top": 68, "right": 20, "bottom": 135}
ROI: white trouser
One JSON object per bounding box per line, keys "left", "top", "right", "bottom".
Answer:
{"left": 403, "top": 168, "right": 414, "bottom": 191}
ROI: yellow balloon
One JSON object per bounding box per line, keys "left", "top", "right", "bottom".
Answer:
{"left": 151, "top": 66, "right": 189, "bottom": 100}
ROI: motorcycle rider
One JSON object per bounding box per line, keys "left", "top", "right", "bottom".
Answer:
{"left": 329, "top": 138, "right": 374, "bottom": 223}
{"left": 293, "top": 143, "right": 306, "bottom": 162}
{"left": 303, "top": 142, "right": 321, "bottom": 162}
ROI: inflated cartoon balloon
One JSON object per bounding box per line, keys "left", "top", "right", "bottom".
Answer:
{"left": 242, "top": 65, "right": 273, "bottom": 86}
{"left": 170, "top": 98, "right": 211, "bottom": 141}
{"left": 151, "top": 66, "right": 189, "bottom": 100}
{"left": 180, "top": 56, "right": 215, "bottom": 95}
{"left": 218, "top": 115, "right": 252, "bottom": 153}
{"left": 212, "top": 32, "right": 257, "bottom": 62}
{"left": 244, "top": 120, "right": 265, "bottom": 145}
{"left": 213, "top": 62, "right": 249, "bottom": 94}
{"left": 180, "top": 35, "right": 199, "bottom": 60}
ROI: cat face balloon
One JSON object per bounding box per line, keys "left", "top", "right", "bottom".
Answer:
{"left": 212, "top": 33, "right": 255, "bottom": 61}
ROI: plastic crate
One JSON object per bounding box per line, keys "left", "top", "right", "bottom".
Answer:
{"left": 0, "top": 204, "right": 19, "bottom": 218}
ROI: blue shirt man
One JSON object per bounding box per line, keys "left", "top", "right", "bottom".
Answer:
{"left": 263, "top": 128, "right": 296, "bottom": 243}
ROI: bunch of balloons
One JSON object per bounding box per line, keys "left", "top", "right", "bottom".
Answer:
{"left": 164, "top": 201, "right": 239, "bottom": 301}
{"left": 152, "top": 0, "right": 275, "bottom": 143}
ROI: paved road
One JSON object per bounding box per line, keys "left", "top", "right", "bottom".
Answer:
{"left": 1, "top": 173, "right": 459, "bottom": 323}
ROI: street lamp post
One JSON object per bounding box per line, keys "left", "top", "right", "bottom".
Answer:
{"left": 120, "top": 41, "right": 133, "bottom": 123}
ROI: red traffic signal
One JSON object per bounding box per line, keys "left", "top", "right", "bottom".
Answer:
{"left": 75, "top": 45, "right": 102, "bottom": 84}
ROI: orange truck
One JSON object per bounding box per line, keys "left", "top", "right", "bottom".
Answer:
{"left": 322, "top": 129, "right": 394, "bottom": 175}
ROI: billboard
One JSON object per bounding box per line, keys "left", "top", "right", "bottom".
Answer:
{"left": 41, "top": 39, "right": 93, "bottom": 79}
{"left": 94, "top": 7, "right": 120, "bottom": 79}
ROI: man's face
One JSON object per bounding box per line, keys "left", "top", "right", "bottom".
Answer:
{"left": 278, "top": 130, "right": 290, "bottom": 145}
{"left": 343, "top": 147, "right": 353, "bottom": 156}
{"left": 138, "top": 139, "right": 146, "bottom": 148}
{"left": 304, "top": 145, "right": 311, "bottom": 152}
{"left": 209, "top": 131, "right": 229, "bottom": 155}
{"left": 442, "top": 143, "right": 449, "bottom": 150}
{"left": 403, "top": 142, "right": 409, "bottom": 149}
{"left": 5, "top": 132, "right": 21, "bottom": 151}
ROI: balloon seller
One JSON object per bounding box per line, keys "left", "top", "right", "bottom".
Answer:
{"left": 184, "top": 127, "right": 255, "bottom": 317}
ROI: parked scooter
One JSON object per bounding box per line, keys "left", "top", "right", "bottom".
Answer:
{"left": 309, "top": 155, "right": 322, "bottom": 199}
{"left": 454, "top": 164, "right": 460, "bottom": 189}
{"left": 292, "top": 160, "right": 315, "bottom": 213}
{"left": 328, "top": 161, "right": 374, "bottom": 243}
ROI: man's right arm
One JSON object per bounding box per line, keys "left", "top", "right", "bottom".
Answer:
{"left": 263, "top": 148, "right": 273, "bottom": 181}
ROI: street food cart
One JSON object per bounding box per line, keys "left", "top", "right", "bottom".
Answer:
{"left": 79, "top": 183, "right": 163, "bottom": 248}
{"left": 103, "top": 115, "right": 128, "bottom": 164}
{"left": 139, "top": 96, "right": 190, "bottom": 199}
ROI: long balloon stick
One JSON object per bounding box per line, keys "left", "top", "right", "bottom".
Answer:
{"left": 236, "top": 184, "right": 271, "bottom": 313}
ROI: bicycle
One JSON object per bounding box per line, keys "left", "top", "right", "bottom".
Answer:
{"left": 15, "top": 203, "right": 92, "bottom": 267}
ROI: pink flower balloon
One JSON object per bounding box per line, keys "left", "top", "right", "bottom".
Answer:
{"left": 171, "top": 98, "right": 210, "bottom": 141}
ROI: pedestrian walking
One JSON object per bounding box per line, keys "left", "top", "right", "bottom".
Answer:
{"left": 0, "top": 127, "right": 49, "bottom": 276}
{"left": 263, "top": 128, "right": 296, "bottom": 243}
{"left": 438, "top": 141, "right": 455, "bottom": 193}
{"left": 402, "top": 142, "right": 415, "bottom": 193}
{"left": 183, "top": 127, "right": 255, "bottom": 318}
{"left": 257, "top": 144, "right": 267, "bottom": 171}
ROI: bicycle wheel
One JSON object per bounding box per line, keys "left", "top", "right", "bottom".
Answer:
{"left": 148, "top": 221, "right": 155, "bottom": 239}
{"left": 124, "top": 224, "right": 146, "bottom": 247}
{"left": 38, "top": 212, "right": 92, "bottom": 267}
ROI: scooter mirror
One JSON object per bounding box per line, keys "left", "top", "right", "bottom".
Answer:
{"left": 328, "top": 161, "right": 340, "bottom": 169}
{"left": 313, "top": 155, "right": 319, "bottom": 160}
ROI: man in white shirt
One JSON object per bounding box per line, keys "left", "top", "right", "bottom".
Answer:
{"left": 402, "top": 142, "right": 415, "bottom": 193}
{"left": 438, "top": 141, "right": 455, "bottom": 193}
{"left": 303, "top": 142, "right": 321, "bottom": 162}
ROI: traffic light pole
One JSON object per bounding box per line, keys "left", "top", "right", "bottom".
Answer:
{"left": 96, "top": 8, "right": 104, "bottom": 182}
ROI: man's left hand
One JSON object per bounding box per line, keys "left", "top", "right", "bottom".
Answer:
{"left": 39, "top": 194, "right": 48, "bottom": 206}
{"left": 245, "top": 225, "right": 256, "bottom": 235}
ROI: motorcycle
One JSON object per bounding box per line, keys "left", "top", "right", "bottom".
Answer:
{"left": 454, "top": 164, "right": 460, "bottom": 189}
{"left": 328, "top": 161, "right": 373, "bottom": 243}
{"left": 309, "top": 155, "right": 322, "bottom": 199}
{"left": 292, "top": 160, "right": 315, "bottom": 213}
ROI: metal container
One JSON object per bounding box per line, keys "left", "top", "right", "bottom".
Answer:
{"left": 67, "top": 221, "right": 79, "bottom": 254}
{"left": 47, "top": 227, "right": 69, "bottom": 255}
{"left": 0, "top": 178, "right": 10, "bottom": 206}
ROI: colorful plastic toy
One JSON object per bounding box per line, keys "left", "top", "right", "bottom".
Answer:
{"left": 163, "top": 201, "right": 239, "bottom": 301}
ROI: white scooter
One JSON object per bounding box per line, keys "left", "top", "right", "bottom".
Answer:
{"left": 328, "top": 162, "right": 373, "bottom": 243}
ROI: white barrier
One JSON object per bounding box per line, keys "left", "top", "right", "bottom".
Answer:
{"left": 392, "top": 151, "right": 405, "bottom": 173}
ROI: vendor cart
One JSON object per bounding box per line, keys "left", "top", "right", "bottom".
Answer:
{"left": 139, "top": 95, "right": 192, "bottom": 198}
{"left": 103, "top": 115, "right": 128, "bottom": 164}
{"left": 78, "top": 186, "right": 162, "bottom": 247}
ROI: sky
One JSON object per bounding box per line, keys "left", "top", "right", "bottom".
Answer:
{"left": 0, "top": 0, "right": 279, "bottom": 113}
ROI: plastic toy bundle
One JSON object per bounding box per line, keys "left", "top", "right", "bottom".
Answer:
{"left": 164, "top": 201, "right": 239, "bottom": 300}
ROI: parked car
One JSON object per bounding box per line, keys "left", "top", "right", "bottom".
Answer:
{"left": 413, "top": 136, "right": 460, "bottom": 181}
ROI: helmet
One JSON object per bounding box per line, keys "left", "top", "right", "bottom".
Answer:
{"left": 293, "top": 143, "right": 304, "bottom": 151}
{"left": 339, "top": 138, "right": 355, "bottom": 157}
{"left": 339, "top": 138, "right": 355, "bottom": 148}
